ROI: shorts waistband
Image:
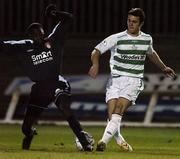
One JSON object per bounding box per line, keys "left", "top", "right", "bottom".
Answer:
{"left": 112, "top": 75, "right": 143, "bottom": 79}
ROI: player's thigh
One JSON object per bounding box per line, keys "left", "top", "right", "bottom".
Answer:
{"left": 118, "top": 77, "right": 144, "bottom": 105}
{"left": 29, "top": 83, "right": 52, "bottom": 108}
{"left": 106, "top": 77, "right": 119, "bottom": 103}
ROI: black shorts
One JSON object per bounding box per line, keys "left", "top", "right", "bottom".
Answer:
{"left": 29, "top": 76, "right": 71, "bottom": 108}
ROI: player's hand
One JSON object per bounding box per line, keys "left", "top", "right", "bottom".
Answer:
{"left": 163, "top": 67, "right": 176, "bottom": 78}
{"left": 45, "top": 4, "right": 57, "bottom": 17}
{"left": 88, "top": 65, "right": 99, "bottom": 78}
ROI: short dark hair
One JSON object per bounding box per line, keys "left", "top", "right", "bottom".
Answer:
{"left": 26, "top": 23, "right": 43, "bottom": 35}
{"left": 128, "top": 8, "right": 145, "bottom": 23}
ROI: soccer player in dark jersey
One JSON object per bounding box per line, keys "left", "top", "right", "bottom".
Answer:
{"left": 0, "top": 4, "right": 94, "bottom": 151}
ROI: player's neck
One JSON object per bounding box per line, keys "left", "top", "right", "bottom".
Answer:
{"left": 127, "top": 30, "right": 141, "bottom": 37}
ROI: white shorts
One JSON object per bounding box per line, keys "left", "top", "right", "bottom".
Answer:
{"left": 106, "top": 76, "right": 144, "bottom": 105}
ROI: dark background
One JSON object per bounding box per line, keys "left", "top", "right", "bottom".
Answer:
{"left": 0, "top": 0, "right": 180, "bottom": 119}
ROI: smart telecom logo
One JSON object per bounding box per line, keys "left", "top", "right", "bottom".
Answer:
{"left": 31, "top": 51, "right": 53, "bottom": 65}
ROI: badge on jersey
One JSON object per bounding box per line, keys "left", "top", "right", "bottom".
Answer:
{"left": 45, "top": 42, "right": 51, "bottom": 49}
{"left": 103, "top": 40, "right": 107, "bottom": 46}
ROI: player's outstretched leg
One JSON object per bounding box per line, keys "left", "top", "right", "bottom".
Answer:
{"left": 55, "top": 92, "right": 94, "bottom": 151}
{"left": 22, "top": 106, "right": 43, "bottom": 150}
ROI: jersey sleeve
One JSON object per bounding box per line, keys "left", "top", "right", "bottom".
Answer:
{"left": 0, "top": 39, "right": 32, "bottom": 56}
{"left": 0, "top": 40, "right": 19, "bottom": 55}
{"left": 95, "top": 34, "right": 116, "bottom": 54}
{"left": 48, "top": 11, "right": 73, "bottom": 42}
{"left": 147, "top": 36, "right": 155, "bottom": 54}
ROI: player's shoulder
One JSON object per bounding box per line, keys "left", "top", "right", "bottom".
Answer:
{"left": 140, "top": 31, "right": 152, "bottom": 40}
{"left": 113, "top": 31, "right": 127, "bottom": 38}
{"left": 107, "top": 31, "right": 127, "bottom": 41}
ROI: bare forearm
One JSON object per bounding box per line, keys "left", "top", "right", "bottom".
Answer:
{"left": 147, "top": 51, "right": 166, "bottom": 71}
{"left": 147, "top": 51, "right": 176, "bottom": 78}
{"left": 88, "top": 49, "right": 101, "bottom": 78}
{"left": 91, "top": 49, "right": 101, "bottom": 66}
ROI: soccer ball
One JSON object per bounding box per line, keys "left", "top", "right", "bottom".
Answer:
{"left": 75, "top": 131, "right": 94, "bottom": 151}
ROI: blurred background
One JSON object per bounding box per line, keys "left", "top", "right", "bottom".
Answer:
{"left": 0, "top": 0, "right": 180, "bottom": 126}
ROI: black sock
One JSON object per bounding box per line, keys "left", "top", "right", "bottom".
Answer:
{"left": 67, "top": 115, "right": 89, "bottom": 147}
{"left": 67, "top": 115, "right": 83, "bottom": 135}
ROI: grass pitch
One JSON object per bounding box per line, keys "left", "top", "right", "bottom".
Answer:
{"left": 0, "top": 124, "right": 180, "bottom": 159}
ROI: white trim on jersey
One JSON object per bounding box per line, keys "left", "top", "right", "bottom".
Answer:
{"left": 3, "top": 39, "right": 33, "bottom": 45}
{"left": 48, "top": 22, "right": 61, "bottom": 38}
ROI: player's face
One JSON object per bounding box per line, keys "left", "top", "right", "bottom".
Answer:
{"left": 127, "top": 15, "right": 143, "bottom": 36}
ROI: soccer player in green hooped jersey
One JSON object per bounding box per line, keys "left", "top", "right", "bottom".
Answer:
{"left": 88, "top": 8, "right": 176, "bottom": 152}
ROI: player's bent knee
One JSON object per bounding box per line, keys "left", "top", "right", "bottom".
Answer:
{"left": 55, "top": 91, "right": 71, "bottom": 110}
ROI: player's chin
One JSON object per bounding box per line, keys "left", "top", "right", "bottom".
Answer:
{"left": 128, "top": 29, "right": 136, "bottom": 34}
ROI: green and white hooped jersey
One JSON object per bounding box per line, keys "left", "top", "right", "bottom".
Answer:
{"left": 95, "top": 30, "right": 154, "bottom": 78}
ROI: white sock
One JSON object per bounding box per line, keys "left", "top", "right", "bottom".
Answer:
{"left": 114, "top": 131, "right": 125, "bottom": 144}
{"left": 101, "top": 114, "right": 122, "bottom": 144}
{"left": 114, "top": 115, "right": 125, "bottom": 144}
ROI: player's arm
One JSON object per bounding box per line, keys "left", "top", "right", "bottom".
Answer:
{"left": 147, "top": 51, "right": 176, "bottom": 78}
{"left": 0, "top": 40, "right": 12, "bottom": 52}
{"left": 88, "top": 49, "right": 101, "bottom": 78}
{"left": 45, "top": 4, "right": 73, "bottom": 40}
{"left": 0, "top": 40, "right": 23, "bottom": 55}
{"left": 88, "top": 34, "right": 116, "bottom": 78}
